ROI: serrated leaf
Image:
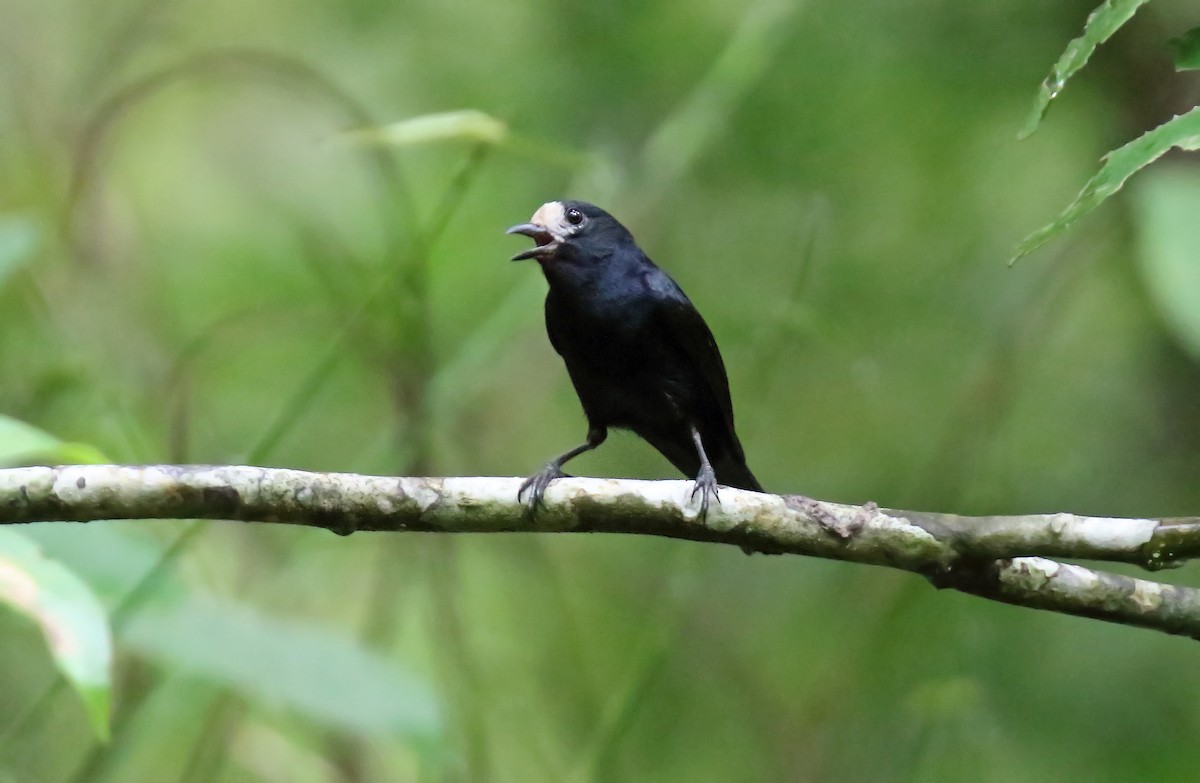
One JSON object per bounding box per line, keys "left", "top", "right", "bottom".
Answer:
{"left": 0, "top": 214, "right": 38, "bottom": 291}
{"left": 1132, "top": 168, "right": 1200, "bottom": 359}
{"left": 0, "top": 415, "right": 111, "bottom": 467}
{"left": 1168, "top": 27, "right": 1200, "bottom": 71}
{"left": 122, "top": 597, "right": 443, "bottom": 739}
{"left": 0, "top": 529, "right": 112, "bottom": 739}
{"left": 1020, "top": 0, "right": 1150, "bottom": 139}
{"left": 1013, "top": 107, "right": 1200, "bottom": 263}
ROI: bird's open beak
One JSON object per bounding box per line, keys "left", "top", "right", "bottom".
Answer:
{"left": 506, "top": 223, "right": 560, "bottom": 261}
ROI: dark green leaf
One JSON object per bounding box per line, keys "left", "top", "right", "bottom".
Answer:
{"left": 1168, "top": 27, "right": 1200, "bottom": 71}
{"left": 1019, "top": 0, "right": 1150, "bottom": 139}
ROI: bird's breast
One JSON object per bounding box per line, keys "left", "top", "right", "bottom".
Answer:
{"left": 547, "top": 295, "right": 691, "bottom": 429}
{"left": 551, "top": 276, "right": 654, "bottom": 333}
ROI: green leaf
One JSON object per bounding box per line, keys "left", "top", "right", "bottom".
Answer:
{"left": 1168, "top": 27, "right": 1200, "bottom": 71}
{"left": 0, "top": 214, "right": 38, "bottom": 291}
{"left": 351, "top": 109, "right": 508, "bottom": 146}
{"left": 1132, "top": 168, "right": 1200, "bottom": 359}
{"left": 0, "top": 529, "right": 112, "bottom": 739}
{"left": 1013, "top": 107, "right": 1200, "bottom": 263}
{"left": 348, "top": 109, "right": 586, "bottom": 170}
{"left": 1019, "top": 0, "right": 1150, "bottom": 139}
{"left": 23, "top": 522, "right": 185, "bottom": 606}
{"left": 122, "top": 597, "right": 443, "bottom": 739}
{"left": 0, "top": 415, "right": 111, "bottom": 467}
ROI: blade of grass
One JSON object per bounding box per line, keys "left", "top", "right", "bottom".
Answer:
{"left": 636, "top": 0, "right": 806, "bottom": 205}
{"left": 574, "top": 644, "right": 671, "bottom": 783}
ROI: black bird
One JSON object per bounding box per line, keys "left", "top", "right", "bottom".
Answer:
{"left": 507, "top": 199, "right": 763, "bottom": 515}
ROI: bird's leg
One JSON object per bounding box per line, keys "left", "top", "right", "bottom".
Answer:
{"left": 689, "top": 426, "right": 720, "bottom": 519}
{"left": 519, "top": 427, "right": 607, "bottom": 513}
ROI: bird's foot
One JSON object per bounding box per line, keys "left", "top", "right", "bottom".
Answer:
{"left": 690, "top": 466, "right": 721, "bottom": 520}
{"left": 518, "top": 463, "right": 568, "bottom": 514}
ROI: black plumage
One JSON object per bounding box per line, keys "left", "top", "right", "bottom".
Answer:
{"left": 507, "top": 199, "right": 762, "bottom": 514}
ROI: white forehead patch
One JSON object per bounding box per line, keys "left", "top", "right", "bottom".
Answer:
{"left": 531, "top": 201, "right": 566, "bottom": 229}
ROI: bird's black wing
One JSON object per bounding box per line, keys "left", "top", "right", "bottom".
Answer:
{"left": 651, "top": 282, "right": 764, "bottom": 491}
{"left": 645, "top": 271, "right": 743, "bottom": 460}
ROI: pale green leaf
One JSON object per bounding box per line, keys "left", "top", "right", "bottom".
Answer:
{"left": 0, "top": 415, "right": 111, "bottom": 467}
{"left": 1013, "top": 108, "right": 1200, "bottom": 263}
{"left": 352, "top": 109, "right": 508, "bottom": 146}
{"left": 1132, "top": 168, "right": 1200, "bottom": 359}
{"left": 1019, "top": 0, "right": 1150, "bottom": 139}
{"left": 349, "top": 109, "right": 587, "bottom": 169}
{"left": 0, "top": 529, "right": 112, "bottom": 739}
{"left": 23, "top": 522, "right": 184, "bottom": 606}
{"left": 0, "top": 214, "right": 38, "bottom": 291}
{"left": 122, "top": 597, "right": 443, "bottom": 739}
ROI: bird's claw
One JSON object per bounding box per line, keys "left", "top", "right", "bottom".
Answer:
{"left": 518, "top": 463, "right": 566, "bottom": 514}
{"left": 690, "top": 466, "right": 720, "bottom": 520}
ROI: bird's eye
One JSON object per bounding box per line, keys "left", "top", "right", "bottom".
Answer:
{"left": 565, "top": 208, "right": 584, "bottom": 226}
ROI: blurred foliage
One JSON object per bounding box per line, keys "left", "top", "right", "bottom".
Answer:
{"left": 1, "top": 0, "right": 1200, "bottom": 781}
{"left": 1133, "top": 169, "right": 1200, "bottom": 359}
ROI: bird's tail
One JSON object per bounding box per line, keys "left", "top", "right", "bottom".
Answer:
{"left": 715, "top": 455, "right": 763, "bottom": 493}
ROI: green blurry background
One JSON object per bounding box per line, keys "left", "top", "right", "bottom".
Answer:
{"left": 3, "top": 0, "right": 1200, "bottom": 780}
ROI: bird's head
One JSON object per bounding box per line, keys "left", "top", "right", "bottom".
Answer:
{"left": 506, "top": 200, "right": 630, "bottom": 263}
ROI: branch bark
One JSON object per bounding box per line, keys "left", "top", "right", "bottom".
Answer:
{"left": 2, "top": 465, "right": 1199, "bottom": 640}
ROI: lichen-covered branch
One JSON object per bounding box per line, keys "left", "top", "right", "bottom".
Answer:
{"left": 2, "top": 465, "right": 1199, "bottom": 640}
